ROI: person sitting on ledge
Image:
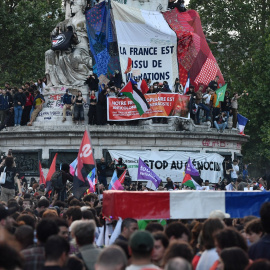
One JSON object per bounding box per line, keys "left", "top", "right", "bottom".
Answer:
{"left": 27, "top": 90, "right": 45, "bottom": 126}
{"left": 213, "top": 111, "right": 227, "bottom": 133}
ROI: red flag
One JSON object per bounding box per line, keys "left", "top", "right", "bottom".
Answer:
{"left": 46, "top": 153, "right": 58, "bottom": 182}
{"left": 124, "top": 57, "right": 132, "bottom": 74}
{"left": 140, "top": 79, "right": 149, "bottom": 95}
{"left": 118, "top": 170, "right": 127, "bottom": 184}
{"left": 73, "top": 130, "right": 95, "bottom": 199}
{"left": 39, "top": 161, "right": 46, "bottom": 185}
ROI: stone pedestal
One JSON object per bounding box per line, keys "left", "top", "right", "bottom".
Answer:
{"left": 34, "top": 85, "right": 89, "bottom": 126}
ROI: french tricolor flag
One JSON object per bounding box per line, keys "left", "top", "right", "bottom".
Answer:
{"left": 237, "top": 114, "right": 249, "bottom": 135}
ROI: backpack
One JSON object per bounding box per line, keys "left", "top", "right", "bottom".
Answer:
{"left": 51, "top": 171, "right": 64, "bottom": 190}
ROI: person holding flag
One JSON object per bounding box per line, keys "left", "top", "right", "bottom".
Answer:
{"left": 137, "top": 158, "right": 162, "bottom": 191}
{"left": 182, "top": 158, "right": 203, "bottom": 190}
{"left": 73, "top": 130, "right": 97, "bottom": 199}
{"left": 231, "top": 91, "right": 248, "bottom": 129}
{"left": 108, "top": 170, "right": 125, "bottom": 190}
{"left": 210, "top": 84, "right": 227, "bottom": 122}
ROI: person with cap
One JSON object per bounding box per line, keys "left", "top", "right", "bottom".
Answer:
{"left": 62, "top": 89, "right": 74, "bottom": 122}
{"left": 209, "top": 210, "right": 230, "bottom": 220}
{"left": 127, "top": 230, "right": 160, "bottom": 270}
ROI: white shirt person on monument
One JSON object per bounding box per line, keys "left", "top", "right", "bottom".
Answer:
{"left": 45, "top": 0, "right": 92, "bottom": 87}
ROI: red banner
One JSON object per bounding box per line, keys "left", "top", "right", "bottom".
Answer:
{"left": 107, "top": 93, "right": 190, "bottom": 121}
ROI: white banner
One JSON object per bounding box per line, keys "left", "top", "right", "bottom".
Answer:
{"left": 112, "top": 1, "right": 178, "bottom": 88}
{"left": 113, "top": 0, "right": 168, "bottom": 12}
{"left": 109, "top": 150, "right": 225, "bottom": 183}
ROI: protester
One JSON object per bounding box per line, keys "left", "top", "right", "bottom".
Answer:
{"left": 245, "top": 218, "right": 264, "bottom": 244}
{"left": 13, "top": 87, "right": 26, "bottom": 126}
{"left": 151, "top": 232, "right": 169, "bottom": 267}
{"left": 72, "top": 90, "right": 86, "bottom": 125}
{"left": 95, "top": 246, "right": 128, "bottom": 270}
{"left": 196, "top": 218, "right": 225, "bottom": 270}
{"left": 126, "top": 230, "right": 159, "bottom": 270}
{"left": 114, "top": 158, "right": 127, "bottom": 178}
{"left": 219, "top": 247, "right": 249, "bottom": 270}
{"left": 73, "top": 220, "right": 101, "bottom": 270}
{"left": 248, "top": 202, "right": 270, "bottom": 260}
{"left": 21, "top": 219, "right": 59, "bottom": 270}
{"left": 88, "top": 90, "right": 97, "bottom": 125}
{"left": 43, "top": 235, "right": 70, "bottom": 270}
{"left": 115, "top": 218, "right": 138, "bottom": 243}
{"left": 97, "top": 157, "right": 114, "bottom": 188}
{"left": 0, "top": 156, "right": 20, "bottom": 202}
{"left": 162, "top": 241, "right": 194, "bottom": 266}
{"left": 62, "top": 89, "right": 74, "bottom": 123}
{"left": 27, "top": 90, "right": 45, "bottom": 126}
{"left": 164, "top": 257, "right": 192, "bottom": 270}
{"left": 165, "top": 222, "right": 190, "bottom": 243}
{"left": 231, "top": 92, "right": 245, "bottom": 129}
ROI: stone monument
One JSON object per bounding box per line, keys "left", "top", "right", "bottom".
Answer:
{"left": 36, "top": 0, "right": 91, "bottom": 126}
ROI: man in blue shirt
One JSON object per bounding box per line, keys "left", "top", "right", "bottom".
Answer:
{"left": 62, "top": 89, "right": 74, "bottom": 122}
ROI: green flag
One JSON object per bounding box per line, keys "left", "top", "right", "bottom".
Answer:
{"left": 215, "top": 84, "right": 227, "bottom": 106}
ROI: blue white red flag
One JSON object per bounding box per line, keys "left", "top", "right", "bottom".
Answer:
{"left": 237, "top": 114, "right": 249, "bottom": 135}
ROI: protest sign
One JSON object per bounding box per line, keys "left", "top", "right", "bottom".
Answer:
{"left": 107, "top": 93, "right": 190, "bottom": 121}
{"left": 112, "top": 1, "right": 178, "bottom": 88}
{"left": 109, "top": 150, "right": 225, "bottom": 183}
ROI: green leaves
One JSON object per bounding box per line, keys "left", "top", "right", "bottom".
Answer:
{"left": 0, "top": 0, "right": 64, "bottom": 85}
{"left": 189, "top": 0, "right": 270, "bottom": 173}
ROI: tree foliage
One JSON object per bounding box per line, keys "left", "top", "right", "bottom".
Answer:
{"left": 188, "top": 0, "right": 270, "bottom": 174}
{"left": 0, "top": 0, "right": 64, "bottom": 86}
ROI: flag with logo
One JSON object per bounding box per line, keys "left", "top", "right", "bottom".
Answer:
{"left": 46, "top": 153, "right": 58, "bottom": 182}
{"left": 73, "top": 130, "right": 96, "bottom": 199}
{"left": 237, "top": 114, "right": 249, "bottom": 135}
{"left": 137, "top": 158, "right": 162, "bottom": 191}
{"left": 215, "top": 84, "right": 227, "bottom": 106}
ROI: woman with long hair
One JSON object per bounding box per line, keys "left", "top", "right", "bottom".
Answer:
{"left": 73, "top": 90, "right": 86, "bottom": 125}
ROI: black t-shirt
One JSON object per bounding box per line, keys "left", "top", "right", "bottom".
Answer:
{"left": 0, "top": 166, "right": 17, "bottom": 189}
{"left": 208, "top": 80, "right": 218, "bottom": 91}
{"left": 115, "top": 163, "right": 127, "bottom": 178}
{"left": 97, "top": 162, "right": 109, "bottom": 177}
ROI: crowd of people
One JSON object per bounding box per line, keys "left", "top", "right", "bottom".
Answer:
{"left": 0, "top": 179, "right": 270, "bottom": 270}
{"left": 0, "top": 153, "right": 270, "bottom": 269}
{"left": 0, "top": 72, "right": 248, "bottom": 129}
{"left": 0, "top": 80, "right": 46, "bottom": 129}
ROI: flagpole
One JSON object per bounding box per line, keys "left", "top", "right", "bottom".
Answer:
{"left": 86, "top": 125, "right": 100, "bottom": 195}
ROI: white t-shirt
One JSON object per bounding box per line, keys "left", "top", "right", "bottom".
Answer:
{"left": 203, "top": 94, "right": 211, "bottom": 105}
{"left": 196, "top": 248, "right": 219, "bottom": 270}
{"left": 231, "top": 164, "right": 239, "bottom": 179}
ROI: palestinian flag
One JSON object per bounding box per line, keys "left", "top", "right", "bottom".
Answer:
{"left": 120, "top": 81, "right": 150, "bottom": 116}
{"left": 182, "top": 158, "right": 203, "bottom": 189}
{"left": 182, "top": 174, "right": 202, "bottom": 190}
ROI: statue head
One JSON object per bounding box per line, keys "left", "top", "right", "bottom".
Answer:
{"left": 70, "top": 0, "right": 86, "bottom": 15}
